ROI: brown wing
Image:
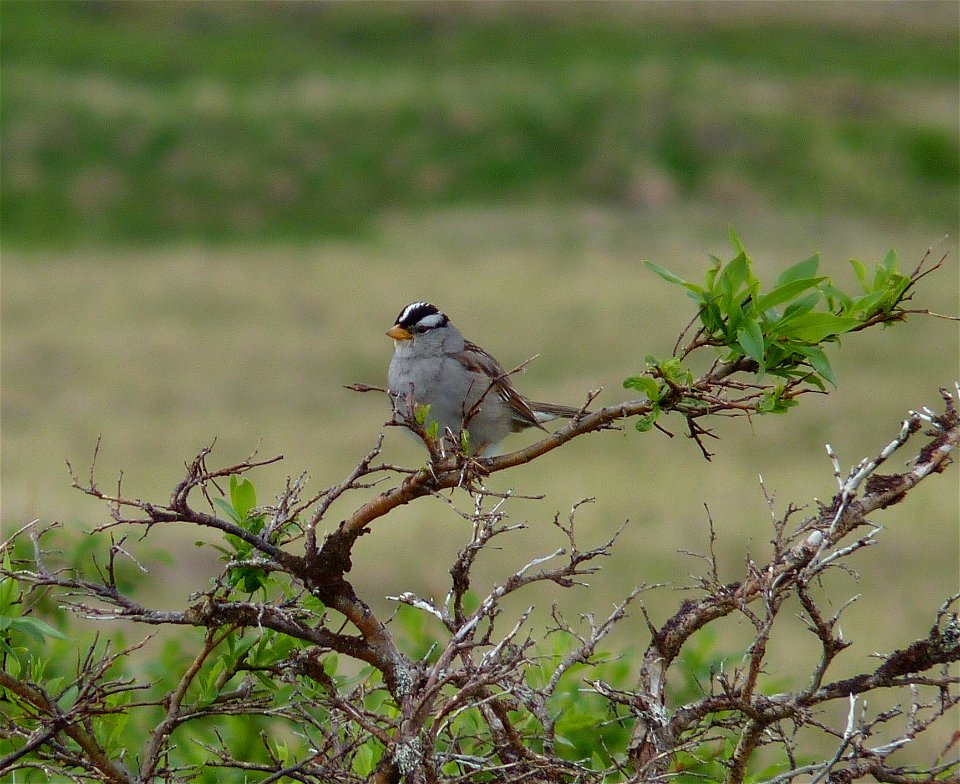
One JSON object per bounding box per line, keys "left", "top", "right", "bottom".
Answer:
{"left": 457, "top": 340, "right": 546, "bottom": 431}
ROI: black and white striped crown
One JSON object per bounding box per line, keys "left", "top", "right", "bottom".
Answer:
{"left": 394, "top": 302, "right": 449, "bottom": 331}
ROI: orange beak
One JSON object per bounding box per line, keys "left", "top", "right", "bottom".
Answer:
{"left": 387, "top": 325, "right": 413, "bottom": 341}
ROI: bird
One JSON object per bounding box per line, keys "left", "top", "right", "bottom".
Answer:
{"left": 386, "top": 302, "right": 581, "bottom": 455}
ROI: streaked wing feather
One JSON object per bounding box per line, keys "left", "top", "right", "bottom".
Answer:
{"left": 457, "top": 341, "right": 546, "bottom": 431}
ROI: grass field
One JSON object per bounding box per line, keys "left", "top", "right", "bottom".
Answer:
{"left": 2, "top": 2, "right": 957, "bottom": 244}
{"left": 2, "top": 1, "right": 958, "bottom": 766}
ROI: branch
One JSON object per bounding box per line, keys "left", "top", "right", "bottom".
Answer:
{"left": 628, "top": 388, "right": 960, "bottom": 775}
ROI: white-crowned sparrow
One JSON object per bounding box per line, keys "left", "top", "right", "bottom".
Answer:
{"left": 387, "top": 302, "right": 581, "bottom": 454}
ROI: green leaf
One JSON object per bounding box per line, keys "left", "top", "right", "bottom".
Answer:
{"left": 206, "top": 542, "right": 233, "bottom": 557}
{"left": 884, "top": 273, "right": 911, "bottom": 303}
{"left": 56, "top": 684, "right": 79, "bottom": 711}
{"left": 755, "top": 277, "right": 825, "bottom": 312}
{"left": 352, "top": 744, "right": 375, "bottom": 776}
{"left": 104, "top": 711, "right": 130, "bottom": 751}
{"left": 871, "top": 251, "right": 902, "bottom": 292}
{"left": 227, "top": 563, "right": 270, "bottom": 594}
{"left": 0, "top": 553, "right": 18, "bottom": 615}
{"left": 779, "top": 292, "right": 821, "bottom": 321}
{"left": 704, "top": 256, "right": 723, "bottom": 290}
{"left": 655, "top": 357, "right": 691, "bottom": 385}
{"left": 213, "top": 497, "right": 242, "bottom": 525}
{"left": 229, "top": 476, "right": 257, "bottom": 520}
{"left": 0, "top": 583, "right": 15, "bottom": 618}
{"left": 849, "top": 257, "right": 869, "bottom": 291}
{"left": 758, "top": 388, "right": 777, "bottom": 413}
{"left": 847, "top": 290, "right": 889, "bottom": 316}
{"left": 666, "top": 360, "right": 693, "bottom": 387}
{"left": 413, "top": 402, "right": 432, "bottom": 425}
{"left": 634, "top": 405, "right": 660, "bottom": 432}
{"left": 645, "top": 261, "right": 705, "bottom": 297}
{"left": 11, "top": 616, "right": 66, "bottom": 642}
{"left": 622, "top": 375, "right": 660, "bottom": 401}
{"left": 775, "top": 312, "right": 859, "bottom": 343}
{"left": 644, "top": 261, "right": 688, "bottom": 286}
{"left": 790, "top": 344, "right": 836, "bottom": 384}
{"left": 0, "top": 639, "right": 20, "bottom": 671}
{"left": 727, "top": 225, "right": 746, "bottom": 254}
{"left": 775, "top": 253, "right": 820, "bottom": 287}
{"left": 246, "top": 514, "right": 265, "bottom": 536}
{"left": 880, "top": 248, "right": 899, "bottom": 273}
{"left": 226, "top": 633, "right": 258, "bottom": 664}
{"left": 736, "top": 319, "right": 765, "bottom": 365}
{"left": 724, "top": 292, "right": 746, "bottom": 336}
{"left": 554, "top": 733, "right": 576, "bottom": 749}
{"left": 716, "top": 252, "right": 751, "bottom": 299}
{"left": 323, "top": 654, "right": 339, "bottom": 676}
{"left": 699, "top": 301, "right": 724, "bottom": 334}
{"left": 804, "top": 346, "right": 836, "bottom": 385}
{"left": 820, "top": 283, "right": 853, "bottom": 312}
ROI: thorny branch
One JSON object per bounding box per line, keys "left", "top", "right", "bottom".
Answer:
{"left": 626, "top": 387, "right": 960, "bottom": 783}
{"left": 2, "top": 386, "right": 956, "bottom": 782}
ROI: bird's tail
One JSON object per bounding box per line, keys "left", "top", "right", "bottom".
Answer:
{"left": 529, "top": 401, "right": 586, "bottom": 422}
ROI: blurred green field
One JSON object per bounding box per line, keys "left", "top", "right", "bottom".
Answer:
{"left": 2, "top": 1, "right": 958, "bottom": 766}
{"left": 2, "top": 2, "right": 957, "bottom": 243}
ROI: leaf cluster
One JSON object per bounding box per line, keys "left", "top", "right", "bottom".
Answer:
{"left": 209, "top": 476, "right": 272, "bottom": 594}
{"left": 647, "top": 231, "right": 913, "bottom": 388}
{"left": 626, "top": 232, "right": 930, "bottom": 438}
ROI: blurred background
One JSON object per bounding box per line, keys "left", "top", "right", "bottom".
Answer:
{"left": 2, "top": 1, "right": 958, "bottom": 762}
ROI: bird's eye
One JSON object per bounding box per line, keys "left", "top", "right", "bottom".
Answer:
{"left": 412, "top": 324, "right": 426, "bottom": 334}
